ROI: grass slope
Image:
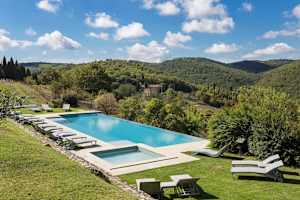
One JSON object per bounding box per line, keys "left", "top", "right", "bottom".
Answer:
{"left": 0, "top": 120, "right": 136, "bottom": 200}
{"left": 0, "top": 80, "right": 50, "bottom": 104}
{"left": 257, "top": 60, "right": 300, "bottom": 98}
{"left": 148, "top": 58, "right": 257, "bottom": 88}
{"left": 121, "top": 154, "right": 300, "bottom": 200}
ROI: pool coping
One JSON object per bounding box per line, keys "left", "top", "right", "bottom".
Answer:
{"left": 39, "top": 111, "right": 210, "bottom": 175}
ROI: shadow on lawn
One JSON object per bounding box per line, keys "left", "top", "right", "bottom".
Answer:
{"left": 162, "top": 187, "right": 218, "bottom": 200}
{"left": 237, "top": 176, "right": 300, "bottom": 184}
{"left": 280, "top": 170, "right": 299, "bottom": 176}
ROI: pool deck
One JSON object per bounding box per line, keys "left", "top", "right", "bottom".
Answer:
{"left": 38, "top": 111, "right": 210, "bottom": 175}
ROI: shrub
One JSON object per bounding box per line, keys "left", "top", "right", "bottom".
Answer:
{"left": 61, "top": 90, "right": 79, "bottom": 107}
{"left": 114, "top": 84, "right": 136, "bottom": 99}
{"left": 51, "top": 98, "right": 63, "bottom": 108}
{"left": 185, "top": 106, "right": 213, "bottom": 138}
{"left": 118, "top": 96, "right": 143, "bottom": 121}
{"left": 208, "top": 107, "right": 253, "bottom": 153}
{"left": 208, "top": 86, "right": 300, "bottom": 166}
{"left": 94, "top": 93, "right": 118, "bottom": 115}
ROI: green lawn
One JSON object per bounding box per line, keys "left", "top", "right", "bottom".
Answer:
{"left": 0, "top": 120, "right": 136, "bottom": 200}
{"left": 121, "top": 154, "right": 300, "bottom": 200}
{"left": 17, "top": 107, "right": 84, "bottom": 115}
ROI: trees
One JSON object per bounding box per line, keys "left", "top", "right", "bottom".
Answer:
{"left": 208, "top": 86, "right": 300, "bottom": 166}
{"left": 0, "top": 57, "right": 28, "bottom": 80}
{"left": 118, "top": 96, "right": 143, "bottom": 121}
{"left": 114, "top": 84, "right": 136, "bottom": 99}
{"left": 94, "top": 93, "right": 118, "bottom": 115}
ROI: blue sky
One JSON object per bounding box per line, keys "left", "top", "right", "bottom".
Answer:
{"left": 0, "top": 0, "right": 300, "bottom": 63}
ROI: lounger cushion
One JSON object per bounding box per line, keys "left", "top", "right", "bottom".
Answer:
{"left": 160, "top": 181, "right": 177, "bottom": 188}
{"left": 231, "top": 166, "right": 266, "bottom": 174}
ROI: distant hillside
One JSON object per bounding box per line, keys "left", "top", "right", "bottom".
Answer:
{"left": 21, "top": 62, "right": 70, "bottom": 70}
{"left": 257, "top": 60, "right": 300, "bottom": 98}
{"left": 229, "top": 61, "right": 275, "bottom": 73}
{"left": 147, "top": 58, "right": 257, "bottom": 88}
{"left": 261, "top": 59, "right": 294, "bottom": 68}
{"left": 230, "top": 59, "right": 295, "bottom": 73}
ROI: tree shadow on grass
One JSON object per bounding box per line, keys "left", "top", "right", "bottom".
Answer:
{"left": 237, "top": 176, "right": 300, "bottom": 184}
{"left": 161, "top": 186, "right": 218, "bottom": 200}
{"left": 280, "top": 170, "right": 299, "bottom": 176}
{"left": 221, "top": 155, "right": 244, "bottom": 160}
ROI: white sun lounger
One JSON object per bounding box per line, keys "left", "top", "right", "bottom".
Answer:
{"left": 231, "top": 160, "right": 284, "bottom": 182}
{"left": 192, "top": 144, "right": 230, "bottom": 158}
{"left": 232, "top": 154, "right": 281, "bottom": 167}
{"left": 41, "top": 104, "right": 53, "bottom": 112}
{"left": 62, "top": 104, "right": 70, "bottom": 111}
{"left": 50, "top": 132, "right": 76, "bottom": 140}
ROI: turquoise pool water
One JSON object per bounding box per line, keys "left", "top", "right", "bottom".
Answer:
{"left": 92, "top": 146, "right": 163, "bottom": 165}
{"left": 54, "top": 113, "right": 200, "bottom": 147}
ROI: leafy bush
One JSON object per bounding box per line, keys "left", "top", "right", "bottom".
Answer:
{"left": 62, "top": 90, "right": 79, "bottom": 107}
{"left": 118, "top": 96, "right": 143, "bottom": 121}
{"left": 114, "top": 84, "right": 136, "bottom": 99}
{"left": 51, "top": 98, "right": 63, "bottom": 108}
{"left": 94, "top": 93, "right": 118, "bottom": 115}
{"left": 208, "top": 86, "right": 300, "bottom": 166}
{"left": 208, "top": 108, "right": 253, "bottom": 153}
{"left": 185, "top": 106, "right": 214, "bottom": 138}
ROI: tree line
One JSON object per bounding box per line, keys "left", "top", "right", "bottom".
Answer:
{"left": 0, "top": 57, "right": 31, "bottom": 80}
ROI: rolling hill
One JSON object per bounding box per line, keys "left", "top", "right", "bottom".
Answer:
{"left": 147, "top": 57, "right": 257, "bottom": 88}
{"left": 257, "top": 60, "right": 300, "bottom": 98}
{"left": 229, "top": 59, "right": 295, "bottom": 73}
{"left": 21, "top": 62, "right": 71, "bottom": 70}
{"left": 229, "top": 60, "right": 276, "bottom": 73}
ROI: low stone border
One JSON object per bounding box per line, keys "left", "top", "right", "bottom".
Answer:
{"left": 10, "top": 119, "right": 155, "bottom": 200}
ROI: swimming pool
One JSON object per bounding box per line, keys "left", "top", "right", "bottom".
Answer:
{"left": 92, "top": 146, "right": 163, "bottom": 165}
{"left": 53, "top": 113, "right": 201, "bottom": 147}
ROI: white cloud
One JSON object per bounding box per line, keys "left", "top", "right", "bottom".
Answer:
{"left": 115, "top": 22, "right": 150, "bottom": 40}
{"left": 293, "top": 4, "right": 300, "bottom": 19}
{"left": 25, "top": 27, "right": 37, "bottom": 36}
{"left": 241, "top": 2, "right": 253, "bottom": 12}
{"left": 36, "top": 0, "right": 61, "bottom": 13}
{"left": 242, "top": 43, "right": 295, "bottom": 59}
{"left": 36, "top": 31, "right": 81, "bottom": 50}
{"left": 205, "top": 43, "right": 238, "bottom": 54}
{"left": 182, "top": 17, "right": 234, "bottom": 33}
{"left": 142, "top": 0, "right": 154, "bottom": 9}
{"left": 181, "top": 0, "right": 227, "bottom": 19}
{"left": 0, "top": 29, "right": 9, "bottom": 35}
{"left": 262, "top": 29, "right": 300, "bottom": 39}
{"left": 85, "top": 12, "right": 119, "bottom": 29}
{"left": 163, "top": 31, "right": 191, "bottom": 47}
{"left": 127, "top": 41, "right": 169, "bottom": 63}
{"left": 155, "top": 1, "right": 180, "bottom": 16}
{"left": 87, "top": 32, "right": 109, "bottom": 40}
{"left": 0, "top": 29, "right": 33, "bottom": 51}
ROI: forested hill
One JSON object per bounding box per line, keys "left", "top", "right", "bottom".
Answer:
{"left": 21, "top": 62, "right": 72, "bottom": 70}
{"left": 229, "top": 59, "right": 294, "bottom": 73}
{"left": 147, "top": 57, "right": 257, "bottom": 88}
{"left": 257, "top": 60, "right": 300, "bottom": 98}
{"left": 229, "top": 61, "right": 276, "bottom": 73}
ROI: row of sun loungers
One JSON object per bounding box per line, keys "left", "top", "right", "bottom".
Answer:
{"left": 12, "top": 113, "right": 97, "bottom": 149}
{"left": 30, "top": 104, "right": 71, "bottom": 112}
{"left": 231, "top": 154, "right": 284, "bottom": 182}
{"left": 136, "top": 154, "right": 284, "bottom": 199}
